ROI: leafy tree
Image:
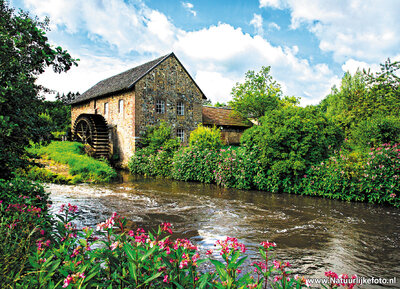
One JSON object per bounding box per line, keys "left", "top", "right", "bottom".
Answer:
{"left": 241, "top": 105, "right": 343, "bottom": 192}
{"left": 351, "top": 115, "right": 400, "bottom": 148}
{"left": 320, "top": 71, "right": 368, "bottom": 133}
{"left": 320, "top": 59, "right": 400, "bottom": 136}
{"left": 140, "top": 122, "right": 180, "bottom": 154}
{"left": 229, "top": 66, "right": 283, "bottom": 122}
{"left": 363, "top": 58, "right": 400, "bottom": 116}
{"left": 0, "top": 0, "right": 78, "bottom": 178}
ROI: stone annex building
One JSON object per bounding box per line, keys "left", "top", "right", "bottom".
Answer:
{"left": 70, "top": 53, "right": 250, "bottom": 166}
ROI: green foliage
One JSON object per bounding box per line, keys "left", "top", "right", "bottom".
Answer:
{"left": 189, "top": 124, "right": 222, "bottom": 150}
{"left": 0, "top": 1, "right": 78, "bottom": 179}
{"left": 129, "top": 122, "right": 180, "bottom": 177}
{"left": 351, "top": 115, "right": 400, "bottom": 149}
{"left": 0, "top": 178, "right": 52, "bottom": 286}
{"left": 241, "top": 106, "right": 344, "bottom": 193}
{"left": 320, "top": 59, "right": 400, "bottom": 137}
{"left": 140, "top": 122, "right": 180, "bottom": 153}
{"left": 171, "top": 148, "right": 221, "bottom": 183}
{"left": 320, "top": 71, "right": 368, "bottom": 133}
{"left": 229, "top": 66, "right": 282, "bottom": 121}
{"left": 28, "top": 141, "right": 117, "bottom": 183}
{"left": 302, "top": 144, "right": 400, "bottom": 207}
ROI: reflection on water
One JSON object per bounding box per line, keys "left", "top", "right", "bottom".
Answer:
{"left": 45, "top": 173, "right": 400, "bottom": 288}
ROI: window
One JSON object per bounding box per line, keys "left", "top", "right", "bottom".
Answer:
{"left": 177, "top": 129, "right": 185, "bottom": 142}
{"left": 104, "top": 102, "right": 109, "bottom": 116}
{"left": 156, "top": 99, "right": 165, "bottom": 114}
{"left": 119, "top": 99, "right": 124, "bottom": 114}
{"left": 177, "top": 101, "right": 184, "bottom": 116}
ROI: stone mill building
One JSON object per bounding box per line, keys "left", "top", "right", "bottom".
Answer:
{"left": 70, "top": 52, "right": 250, "bottom": 166}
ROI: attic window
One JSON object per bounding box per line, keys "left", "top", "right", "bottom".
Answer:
{"left": 177, "top": 101, "right": 184, "bottom": 116}
{"left": 156, "top": 99, "right": 165, "bottom": 114}
{"left": 104, "top": 102, "right": 109, "bottom": 116}
{"left": 177, "top": 129, "right": 185, "bottom": 142}
{"left": 119, "top": 99, "right": 124, "bottom": 114}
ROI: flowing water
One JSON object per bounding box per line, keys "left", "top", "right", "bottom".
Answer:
{"left": 45, "top": 174, "right": 400, "bottom": 288}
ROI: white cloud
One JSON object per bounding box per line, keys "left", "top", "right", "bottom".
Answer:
{"left": 22, "top": 0, "right": 341, "bottom": 105}
{"left": 181, "top": 2, "right": 197, "bottom": 16}
{"left": 268, "top": 22, "right": 281, "bottom": 31}
{"left": 259, "top": 0, "right": 285, "bottom": 9}
{"left": 259, "top": 0, "right": 400, "bottom": 64}
{"left": 341, "top": 59, "right": 380, "bottom": 75}
{"left": 250, "top": 14, "right": 264, "bottom": 36}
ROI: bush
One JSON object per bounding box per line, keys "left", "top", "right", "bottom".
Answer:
{"left": 351, "top": 115, "right": 400, "bottom": 149}
{"left": 129, "top": 123, "right": 180, "bottom": 177}
{"left": 171, "top": 147, "right": 221, "bottom": 183}
{"left": 0, "top": 178, "right": 52, "bottom": 286}
{"left": 189, "top": 124, "right": 222, "bottom": 150}
{"left": 302, "top": 144, "right": 400, "bottom": 207}
{"left": 27, "top": 141, "right": 117, "bottom": 183}
{"left": 241, "top": 106, "right": 343, "bottom": 192}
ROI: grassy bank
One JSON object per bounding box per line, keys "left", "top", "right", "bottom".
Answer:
{"left": 26, "top": 141, "right": 117, "bottom": 183}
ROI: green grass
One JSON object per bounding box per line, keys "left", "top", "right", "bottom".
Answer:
{"left": 28, "top": 141, "right": 117, "bottom": 183}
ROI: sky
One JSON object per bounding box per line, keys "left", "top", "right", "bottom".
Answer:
{"left": 10, "top": 0, "right": 400, "bottom": 105}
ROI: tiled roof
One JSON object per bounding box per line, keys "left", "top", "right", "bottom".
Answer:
{"left": 71, "top": 52, "right": 206, "bottom": 104}
{"left": 202, "top": 106, "right": 252, "bottom": 128}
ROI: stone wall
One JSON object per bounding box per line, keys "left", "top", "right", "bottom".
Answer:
{"left": 134, "top": 54, "right": 203, "bottom": 144}
{"left": 71, "top": 90, "right": 136, "bottom": 165}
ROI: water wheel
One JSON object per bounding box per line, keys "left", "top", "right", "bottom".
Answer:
{"left": 73, "top": 114, "right": 109, "bottom": 158}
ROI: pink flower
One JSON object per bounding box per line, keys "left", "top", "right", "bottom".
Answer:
{"left": 260, "top": 240, "right": 276, "bottom": 249}
{"left": 110, "top": 241, "right": 119, "bottom": 251}
{"left": 62, "top": 275, "right": 73, "bottom": 288}
{"left": 390, "top": 193, "right": 396, "bottom": 198}
{"left": 206, "top": 249, "right": 213, "bottom": 255}
{"left": 40, "top": 229, "right": 45, "bottom": 235}
{"left": 79, "top": 272, "right": 85, "bottom": 279}
{"left": 179, "top": 259, "right": 189, "bottom": 269}
{"left": 163, "top": 275, "right": 169, "bottom": 283}
{"left": 161, "top": 222, "right": 173, "bottom": 234}
{"left": 68, "top": 203, "right": 78, "bottom": 213}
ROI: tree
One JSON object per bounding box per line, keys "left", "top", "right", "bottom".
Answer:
{"left": 229, "top": 66, "right": 283, "bottom": 122}
{"left": 0, "top": 0, "right": 78, "bottom": 178}
{"left": 241, "top": 105, "right": 343, "bottom": 192}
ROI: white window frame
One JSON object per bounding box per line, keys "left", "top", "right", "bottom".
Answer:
{"left": 156, "top": 99, "right": 165, "bottom": 114}
{"left": 177, "top": 128, "right": 185, "bottom": 142}
{"left": 177, "top": 101, "right": 185, "bottom": 116}
{"left": 119, "top": 99, "right": 124, "bottom": 114}
{"left": 104, "top": 102, "right": 109, "bottom": 116}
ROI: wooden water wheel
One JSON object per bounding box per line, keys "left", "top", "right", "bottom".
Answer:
{"left": 73, "top": 114, "right": 109, "bottom": 158}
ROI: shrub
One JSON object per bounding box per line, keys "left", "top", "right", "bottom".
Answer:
{"left": 241, "top": 106, "right": 343, "bottom": 192}
{"left": 172, "top": 147, "right": 221, "bottom": 183}
{"left": 215, "top": 147, "right": 259, "bottom": 190}
{"left": 189, "top": 124, "right": 222, "bottom": 150}
{"left": 0, "top": 178, "right": 52, "bottom": 286}
{"left": 351, "top": 115, "right": 400, "bottom": 149}
{"left": 302, "top": 144, "right": 400, "bottom": 207}
{"left": 129, "top": 122, "right": 180, "bottom": 177}
{"left": 140, "top": 121, "right": 180, "bottom": 153}
{"left": 28, "top": 141, "right": 117, "bottom": 183}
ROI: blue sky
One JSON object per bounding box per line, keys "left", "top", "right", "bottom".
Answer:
{"left": 10, "top": 0, "right": 400, "bottom": 105}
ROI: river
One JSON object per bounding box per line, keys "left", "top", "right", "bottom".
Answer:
{"left": 45, "top": 174, "right": 400, "bottom": 288}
